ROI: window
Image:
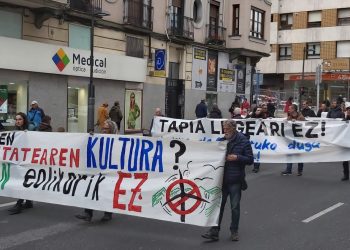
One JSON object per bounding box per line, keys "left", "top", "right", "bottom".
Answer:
{"left": 279, "top": 13, "right": 293, "bottom": 30}
{"left": 126, "top": 36, "right": 144, "bottom": 58}
{"left": 67, "top": 82, "right": 88, "bottom": 133}
{"left": 279, "top": 44, "right": 292, "bottom": 60}
{"left": 232, "top": 5, "right": 240, "bottom": 36}
{"left": 0, "top": 10, "right": 22, "bottom": 39}
{"left": 0, "top": 81, "right": 28, "bottom": 129}
{"left": 250, "top": 7, "right": 265, "bottom": 39}
{"left": 306, "top": 43, "right": 320, "bottom": 59}
{"left": 337, "top": 41, "right": 350, "bottom": 58}
{"left": 69, "top": 24, "right": 91, "bottom": 50}
{"left": 338, "top": 8, "right": 350, "bottom": 26}
{"left": 308, "top": 11, "right": 321, "bottom": 28}
{"left": 193, "top": 0, "right": 203, "bottom": 23}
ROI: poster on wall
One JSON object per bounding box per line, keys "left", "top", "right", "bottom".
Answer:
{"left": 191, "top": 48, "right": 207, "bottom": 90}
{"left": 125, "top": 89, "right": 142, "bottom": 133}
{"left": 207, "top": 51, "right": 218, "bottom": 91}
{"left": 0, "top": 85, "right": 8, "bottom": 113}
{"left": 217, "top": 52, "right": 236, "bottom": 93}
{"left": 236, "top": 67, "right": 246, "bottom": 94}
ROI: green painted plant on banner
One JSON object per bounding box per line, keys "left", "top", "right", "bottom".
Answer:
{"left": 0, "top": 163, "right": 11, "bottom": 190}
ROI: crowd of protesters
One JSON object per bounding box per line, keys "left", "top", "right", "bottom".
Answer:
{"left": 3, "top": 95, "right": 350, "bottom": 243}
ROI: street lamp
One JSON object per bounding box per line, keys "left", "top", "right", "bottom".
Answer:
{"left": 87, "top": 1, "right": 109, "bottom": 132}
{"left": 300, "top": 46, "right": 315, "bottom": 110}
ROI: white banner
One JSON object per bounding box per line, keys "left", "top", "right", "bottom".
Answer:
{"left": 0, "top": 131, "right": 226, "bottom": 227}
{"left": 151, "top": 117, "right": 350, "bottom": 163}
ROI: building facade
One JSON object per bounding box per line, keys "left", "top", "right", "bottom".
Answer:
{"left": 258, "top": 0, "right": 350, "bottom": 105}
{"left": 0, "top": 0, "right": 271, "bottom": 133}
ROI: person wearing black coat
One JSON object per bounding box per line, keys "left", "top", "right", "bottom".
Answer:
{"left": 327, "top": 100, "right": 345, "bottom": 119}
{"left": 195, "top": 99, "right": 208, "bottom": 118}
{"left": 209, "top": 104, "right": 222, "bottom": 119}
{"left": 202, "top": 120, "right": 254, "bottom": 242}
{"left": 8, "top": 112, "right": 34, "bottom": 215}
{"left": 301, "top": 101, "right": 316, "bottom": 118}
{"left": 317, "top": 103, "right": 329, "bottom": 117}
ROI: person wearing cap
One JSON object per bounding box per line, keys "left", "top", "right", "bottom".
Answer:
{"left": 27, "top": 100, "right": 45, "bottom": 131}
{"left": 109, "top": 101, "right": 123, "bottom": 131}
{"left": 202, "top": 119, "right": 254, "bottom": 241}
{"left": 97, "top": 102, "right": 109, "bottom": 131}
{"left": 341, "top": 106, "right": 350, "bottom": 181}
{"left": 195, "top": 99, "right": 208, "bottom": 118}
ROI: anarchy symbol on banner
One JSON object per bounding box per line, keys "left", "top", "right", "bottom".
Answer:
{"left": 163, "top": 169, "right": 209, "bottom": 222}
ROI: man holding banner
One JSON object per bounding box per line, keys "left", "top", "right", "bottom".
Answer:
{"left": 202, "top": 120, "right": 253, "bottom": 241}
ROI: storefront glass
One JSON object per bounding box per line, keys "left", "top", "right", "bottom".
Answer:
{"left": 67, "top": 82, "right": 88, "bottom": 132}
{"left": 0, "top": 80, "right": 28, "bottom": 130}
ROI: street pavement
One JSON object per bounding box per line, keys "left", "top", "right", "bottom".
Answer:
{"left": 0, "top": 162, "right": 349, "bottom": 250}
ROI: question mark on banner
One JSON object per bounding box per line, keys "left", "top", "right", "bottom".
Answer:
{"left": 170, "top": 140, "right": 186, "bottom": 170}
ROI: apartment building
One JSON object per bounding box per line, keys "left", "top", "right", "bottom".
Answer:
{"left": 0, "top": 0, "right": 271, "bottom": 132}
{"left": 258, "top": 0, "right": 350, "bottom": 104}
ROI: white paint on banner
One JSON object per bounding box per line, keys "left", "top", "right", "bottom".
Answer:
{"left": 302, "top": 202, "right": 344, "bottom": 223}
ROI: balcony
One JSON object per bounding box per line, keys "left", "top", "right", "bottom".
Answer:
{"left": 167, "top": 13, "right": 194, "bottom": 41}
{"left": 206, "top": 24, "right": 226, "bottom": 46}
{"left": 69, "top": 0, "right": 102, "bottom": 14}
{"left": 123, "top": 0, "right": 153, "bottom": 31}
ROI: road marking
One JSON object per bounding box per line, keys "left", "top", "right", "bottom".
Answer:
{"left": 0, "top": 202, "right": 16, "bottom": 208}
{"left": 0, "top": 222, "right": 77, "bottom": 250}
{"left": 302, "top": 202, "right": 344, "bottom": 223}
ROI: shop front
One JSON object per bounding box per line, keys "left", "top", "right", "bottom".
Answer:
{"left": 0, "top": 36, "right": 147, "bottom": 132}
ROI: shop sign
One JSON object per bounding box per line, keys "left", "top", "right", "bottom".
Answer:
{"left": 0, "top": 36, "right": 147, "bottom": 82}
{"left": 288, "top": 73, "right": 350, "bottom": 81}
{"left": 194, "top": 48, "right": 206, "bottom": 60}
{"left": 219, "top": 68, "right": 234, "bottom": 81}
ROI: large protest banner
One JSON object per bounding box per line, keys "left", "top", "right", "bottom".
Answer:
{"left": 151, "top": 116, "right": 350, "bottom": 163}
{"left": 0, "top": 131, "right": 226, "bottom": 227}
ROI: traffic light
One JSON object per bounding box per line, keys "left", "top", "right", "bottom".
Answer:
{"left": 300, "top": 87, "right": 305, "bottom": 96}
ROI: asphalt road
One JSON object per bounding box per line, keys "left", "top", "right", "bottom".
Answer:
{"left": 0, "top": 162, "right": 349, "bottom": 250}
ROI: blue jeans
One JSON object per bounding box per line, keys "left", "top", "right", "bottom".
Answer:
{"left": 286, "top": 163, "right": 304, "bottom": 173}
{"left": 213, "top": 183, "right": 241, "bottom": 233}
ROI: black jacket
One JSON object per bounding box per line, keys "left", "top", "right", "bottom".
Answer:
{"left": 224, "top": 132, "right": 254, "bottom": 184}
{"left": 209, "top": 108, "right": 222, "bottom": 119}
{"left": 195, "top": 101, "right": 207, "bottom": 118}
{"left": 109, "top": 105, "right": 123, "bottom": 123}
{"left": 301, "top": 107, "right": 316, "bottom": 118}
{"left": 327, "top": 106, "right": 345, "bottom": 119}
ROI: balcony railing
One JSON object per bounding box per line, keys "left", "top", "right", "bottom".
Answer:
{"left": 206, "top": 24, "right": 226, "bottom": 46}
{"left": 123, "top": 0, "right": 153, "bottom": 30}
{"left": 167, "top": 13, "right": 194, "bottom": 40}
{"left": 69, "top": 0, "right": 102, "bottom": 14}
